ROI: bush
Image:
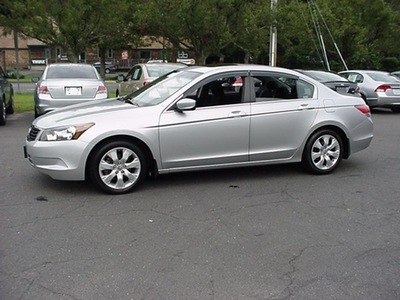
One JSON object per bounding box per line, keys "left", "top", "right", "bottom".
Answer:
{"left": 6, "top": 69, "right": 25, "bottom": 79}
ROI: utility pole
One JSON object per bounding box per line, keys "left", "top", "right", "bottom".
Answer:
{"left": 13, "top": 30, "right": 21, "bottom": 92}
{"left": 269, "top": 0, "right": 278, "bottom": 67}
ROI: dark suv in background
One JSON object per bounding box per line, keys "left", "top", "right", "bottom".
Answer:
{"left": 0, "top": 66, "right": 14, "bottom": 125}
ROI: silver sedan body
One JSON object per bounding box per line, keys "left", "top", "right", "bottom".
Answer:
{"left": 25, "top": 65, "right": 373, "bottom": 194}
{"left": 339, "top": 70, "right": 400, "bottom": 112}
{"left": 34, "top": 63, "right": 108, "bottom": 118}
{"left": 116, "top": 63, "right": 187, "bottom": 96}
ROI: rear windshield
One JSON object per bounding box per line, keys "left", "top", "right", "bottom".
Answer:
{"left": 147, "top": 65, "right": 186, "bottom": 77}
{"left": 367, "top": 72, "right": 397, "bottom": 82}
{"left": 305, "top": 71, "right": 347, "bottom": 82}
{"left": 46, "top": 65, "right": 99, "bottom": 79}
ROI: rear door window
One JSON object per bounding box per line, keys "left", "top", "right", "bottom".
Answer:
{"left": 251, "top": 73, "right": 314, "bottom": 101}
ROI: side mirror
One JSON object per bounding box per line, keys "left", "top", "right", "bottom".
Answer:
{"left": 31, "top": 77, "right": 39, "bottom": 83}
{"left": 117, "top": 74, "right": 125, "bottom": 82}
{"left": 175, "top": 98, "right": 196, "bottom": 112}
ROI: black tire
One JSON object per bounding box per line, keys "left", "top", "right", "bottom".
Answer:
{"left": 34, "top": 107, "right": 40, "bottom": 119}
{"left": 0, "top": 100, "right": 6, "bottom": 126}
{"left": 6, "top": 94, "right": 14, "bottom": 114}
{"left": 391, "top": 107, "right": 400, "bottom": 113}
{"left": 361, "top": 94, "right": 368, "bottom": 106}
{"left": 302, "top": 129, "right": 343, "bottom": 175}
{"left": 89, "top": 141, "right": 147, "bottom": 194}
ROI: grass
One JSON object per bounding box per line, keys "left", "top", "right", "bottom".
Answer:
{"left": 14, "top": 93, "right": 34, "bottom": 113}
{"left": 9, "top": 75, "right": 37, "bottom": 83}
{"left": 13, "top": 92, "right": 117, "bottom": 113}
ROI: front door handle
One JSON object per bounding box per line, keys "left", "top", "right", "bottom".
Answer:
{"left": 298, "top": 103, "right": 311, "bottom": 110}
{"left": 228, "top": 111, "right": 247, "bottom": 118}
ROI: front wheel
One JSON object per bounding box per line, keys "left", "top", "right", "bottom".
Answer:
{"left": 6, "top": 94, "right": 14, "bottom": 114}
{"left": 302, "top": 130, "right": 343, "bottom": 175}
{"left": 0, "top": 100, "right": 6, "bottom": 126}
{"left": 89, "top": 141, "right": 147, "bottom": 194}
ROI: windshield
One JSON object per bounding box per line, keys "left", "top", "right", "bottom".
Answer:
{"left": 126, "top": 69, "right": 201, "bottom": 106}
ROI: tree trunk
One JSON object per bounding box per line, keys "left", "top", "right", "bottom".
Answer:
{"left": 99, "top": 47, "right": 107, "bottom": 79}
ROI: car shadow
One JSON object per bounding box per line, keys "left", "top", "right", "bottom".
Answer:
{"left": 32, "top": 163, "right": 303, "bottom": 196}
{"left": 371, "top": 108, "right": 399, "bottom": 114}
{"left": 145, "top": 163, "right": 302, "bottom": 190}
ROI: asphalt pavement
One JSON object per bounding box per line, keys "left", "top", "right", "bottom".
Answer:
{"left": 1, "top": 110, "right": 399, "bottom": 299}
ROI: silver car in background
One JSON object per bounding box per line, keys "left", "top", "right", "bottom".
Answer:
{"left": 297, "top": 69, "right": 360, "bottom": 97}
{"left": 34, "top": 63, "right": 108, "bottom": 118}
{"left": 25, "top": 65, "right": 373, "bottom": 194}
{"left": 339, "top": 70, "right": 400, "bottom": 112}
{"left": 116, "top": 62, "right": 187, "bottom": 96}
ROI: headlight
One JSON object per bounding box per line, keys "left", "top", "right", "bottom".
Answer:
{"left": 40, "top": 123, "right": 94, "bottom": 141}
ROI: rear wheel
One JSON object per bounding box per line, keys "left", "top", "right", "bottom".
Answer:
{"left": 391, "top": 107, "right": 400, "bottom": 113}
{"left": 302, "top": 129, "right": 343, "bottom": 174}
{"left": 89, "top": 141, "right": 147, "bottom": 194}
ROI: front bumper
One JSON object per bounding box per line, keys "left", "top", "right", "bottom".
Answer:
{"left": 24, "top": 139, "right": 89, "bottom": 181}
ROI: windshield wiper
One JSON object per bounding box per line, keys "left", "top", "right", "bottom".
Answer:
{"left": 118, "top": 96, "right": 138, "bottom": 106}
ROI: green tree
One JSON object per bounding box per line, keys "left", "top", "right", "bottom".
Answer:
{"left": 275, "top": 0, "right": 400, "bottom": 71}
{"left": 230, "top": 0, "right": 272, "bottom": 63}
{"left": 0, "top": 0, "right": 138, "bottom": 65}
{"left": 141, "top": 0, "right": 271, "bottom": 65}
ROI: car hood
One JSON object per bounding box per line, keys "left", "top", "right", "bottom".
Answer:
{"left": 34, "top": 98, "right": 135, "bottom": 128}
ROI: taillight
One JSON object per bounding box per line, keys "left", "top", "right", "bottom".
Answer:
{"left": 355, "top": 104, "right": 371, "bottom": 116}
{"left": 355, "top": 86, "right": 361, "bottom": 93}
{"left": 375, "top": 85, "right": 391, "bottom": 92}
{"left": 38, "top": 84, "right": 49, "bottom": 94}
{"left": 143, "top": 81, "right": 151, "bottom": 86}
{"left": 97, "top": 85, "right": 107, "bottom": 94}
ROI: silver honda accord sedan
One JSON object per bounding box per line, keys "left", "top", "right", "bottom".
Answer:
{"left": 24, "top": 65, "right": 373, "bottom": 194}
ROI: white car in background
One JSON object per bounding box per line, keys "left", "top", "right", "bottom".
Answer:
{"left": 116, "top": 62, "right": 187, "bottom": 96}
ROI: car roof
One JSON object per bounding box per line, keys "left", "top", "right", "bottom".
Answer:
{"left": 142, "top": 62, "right": 187, "bottom": 67}
{"left": 47, "top": 63, "right": 94, "bottom": 68}
{"left": 182, "top": 64, "right": 304, "bottom": 77}
{"left": 340, "top": 70, "right": 389, "bottom": 74}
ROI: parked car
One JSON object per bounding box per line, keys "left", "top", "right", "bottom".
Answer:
{"left": 390, "top": 71, "right": 400, "bottom": 80}
{"left": 24, "top": 65, "right": 373, "bottom": 194}
{"left": 93, "top": 61, "right": 117, "bottom": 74}
{"left": 297, "top": 70, "right": 360, "bottom": 96}
{"left": 339, "top": 70, "right": 400, "bottom": 112}
{"left": 33, "top": 63, "right": 108, "bottom": 118}
{"left": 116, "top": 62, "right": 187, "bottom": 96}
{"left": 0, "top": 65, "right": 14, "bottom": 125}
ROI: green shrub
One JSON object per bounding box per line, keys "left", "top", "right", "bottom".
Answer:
{"left": 7, "top": 70, "right": 25, "bottom": 79}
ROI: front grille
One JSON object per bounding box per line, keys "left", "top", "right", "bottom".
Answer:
{"left": 27, "top": 125, "right": 41, "bottom": 141}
